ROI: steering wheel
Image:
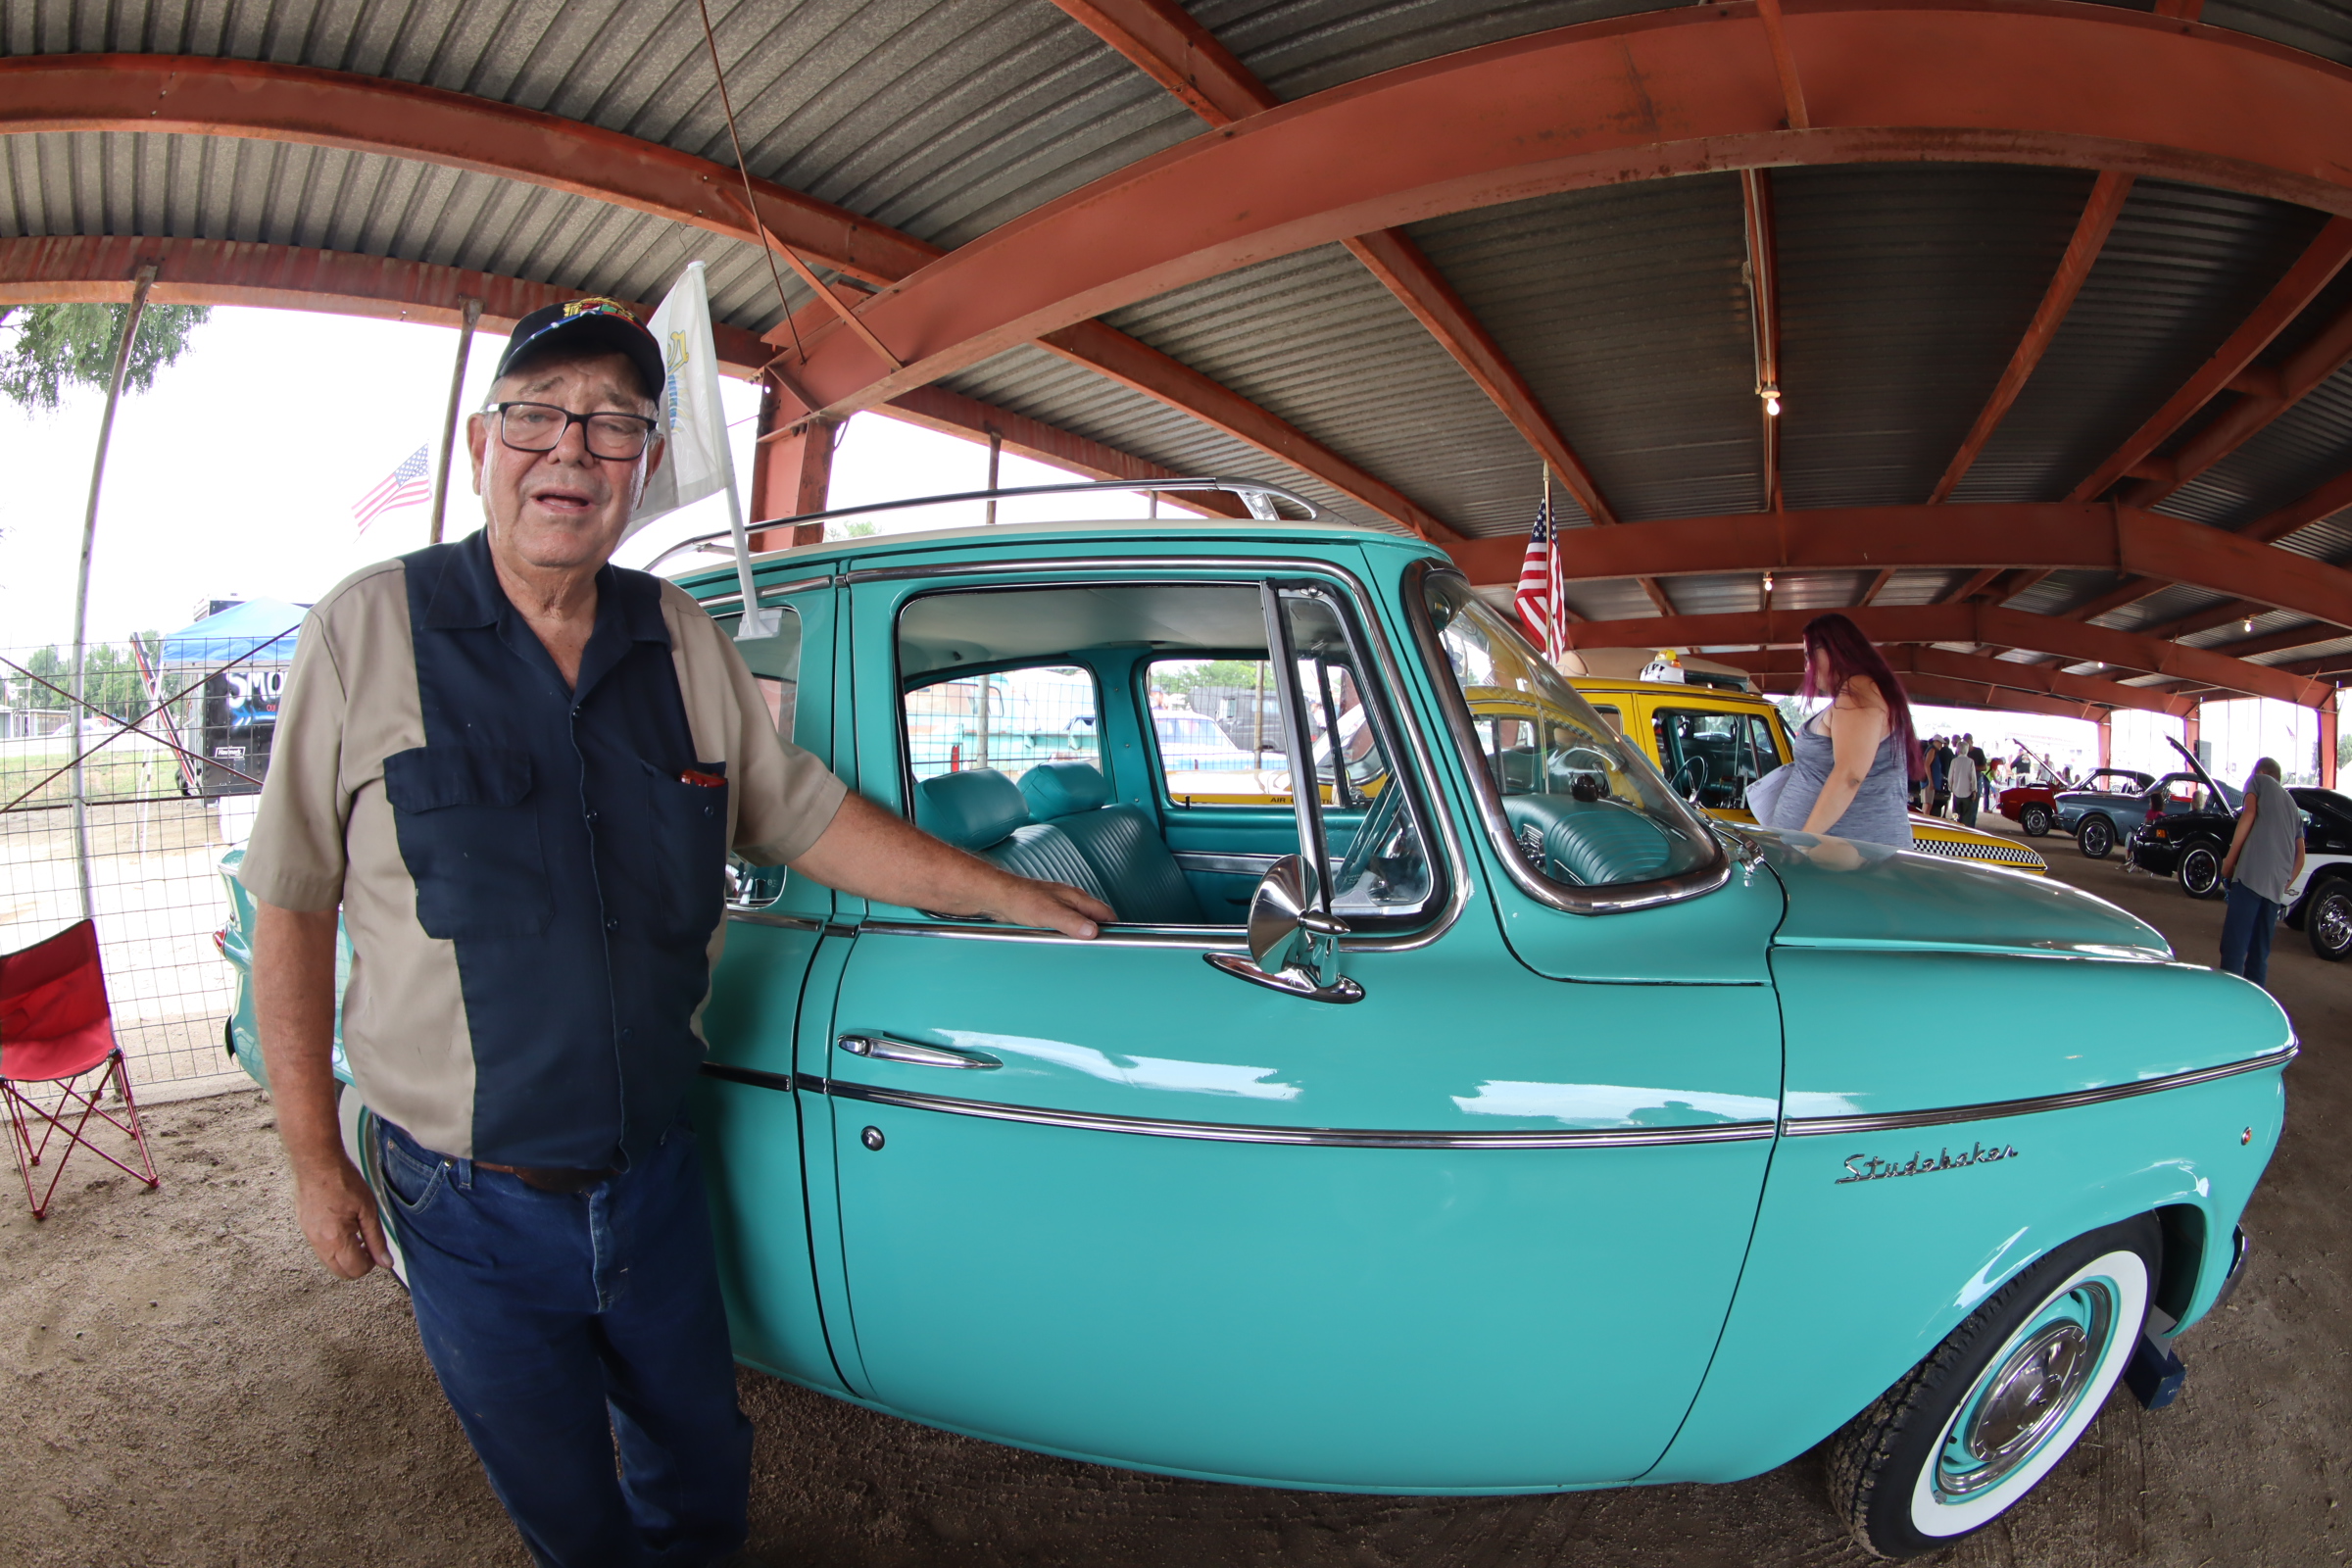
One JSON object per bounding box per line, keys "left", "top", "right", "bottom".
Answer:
{"left": 1332, "top": 779, "right": 1409, "bottom": 901}
{"left": 1674, "top": 755, "right": 1710, "bottom": 800}
{"left": 1547, "top": 746, "right": 1616, "bottom": 794}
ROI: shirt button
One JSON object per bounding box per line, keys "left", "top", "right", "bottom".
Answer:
{"left": 703, "top": 806, "right": 713, "bottom": 818}
{"left": 605, "top": 918, "right": 619, "bottom": 931}
{"left": 586, "top": 810, "right": 599, "bottom": 823}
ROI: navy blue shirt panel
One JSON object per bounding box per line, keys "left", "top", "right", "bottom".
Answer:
{"left": 389, "top": 532, "right": 725, "bottom": 1170}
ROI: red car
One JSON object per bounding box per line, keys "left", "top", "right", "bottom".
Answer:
{"left": 1996, "top": 745, "right": 2068, "bottom": 837}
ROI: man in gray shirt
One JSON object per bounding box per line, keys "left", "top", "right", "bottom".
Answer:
{"left": 2219, "top": 756, "right": 2307, "bottom": 987}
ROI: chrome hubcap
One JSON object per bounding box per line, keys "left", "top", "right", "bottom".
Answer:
{"left": 1935, "top": 1280, "right": 2115, "bottom": 1502}
{"left": 2318, "top": 897, "right": 2352, "bottom": 955}
{"left": 2184, "top": 852, "right": 2216, "bottom": 892}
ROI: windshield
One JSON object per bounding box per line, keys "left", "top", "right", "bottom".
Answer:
{"left": 1416, "top": 572, "right": 1718, "bottom": 895}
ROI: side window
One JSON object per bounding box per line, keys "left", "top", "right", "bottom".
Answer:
{"left": 904, "top": 664, "right": 1100, "bottom": 788}
{"left": 718, "top": 607, "right": 802, "bottom": 910}
{"left": 1650, "top": 708, "right": 1780, "bottom": 811}
{"left": 1273, "top": 591, "right": 1440, "bottom": 921}
{"left": 1590, "top": 703, "right": 1623, "bottom": 735}
{"left": 1144, "top": 660, "right": 1286, "bottom": 805}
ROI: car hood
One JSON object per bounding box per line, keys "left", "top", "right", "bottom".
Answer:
{"left": 1745, "top": 828, "right": 2171, "bottom": 960}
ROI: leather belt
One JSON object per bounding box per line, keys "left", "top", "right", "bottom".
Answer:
{"left": 474, "top": 1160, "right": 618, "bottom": 1195}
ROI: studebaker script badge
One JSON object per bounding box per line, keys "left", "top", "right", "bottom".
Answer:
{"left": 1838, "top": 1141, "right": 2019, "bottom": 1185}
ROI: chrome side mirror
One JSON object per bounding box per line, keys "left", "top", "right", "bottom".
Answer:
{"left": 1206, "top": 854, "right": 1363, "bottom": 1004}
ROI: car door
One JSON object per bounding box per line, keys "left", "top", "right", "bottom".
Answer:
{"left": 813, "top": 553, "right": 1779, "bottom": 1491}
{"left": 683, "top": 575, "right": 853, "bottom": 1392}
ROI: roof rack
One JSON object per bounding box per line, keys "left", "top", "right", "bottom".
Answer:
{"left": 643, "top": 476, "right": 1321, "bottom": 573}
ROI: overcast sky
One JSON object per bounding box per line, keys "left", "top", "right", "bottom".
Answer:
{"left": 0, "top": 304, "right": 1158, "bottom": 651}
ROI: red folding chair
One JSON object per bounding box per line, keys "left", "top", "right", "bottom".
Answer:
{"left": 0, "top": 918, "right": 161, "bottom": 1219}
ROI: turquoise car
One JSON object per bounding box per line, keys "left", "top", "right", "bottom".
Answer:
{"left": 220, "top": 513, "right": 2291, "bottom": 1559}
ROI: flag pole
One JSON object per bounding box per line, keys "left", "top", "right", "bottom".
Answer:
{"left": 427, "top": 296, "right": 482, "bottom": 545}
{"left": 69, "top": 265, "right": 158, "bottom": 925}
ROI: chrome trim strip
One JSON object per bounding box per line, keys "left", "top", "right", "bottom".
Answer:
{"left": 693, "top": 574, "right": 835, "bottom": 614}
{"left": 838, "top": 1033, "right": 1001, "bottom": 1069}
{"left": 822, "top": 1081, "right": 1777, "bottom": 1149}
{"left": 724, "top": 909, "right": 825, "bottom": 931}
{"left": 1173, "top": 851, "right": 1282, "bottom": 876}
{"left": 1399, "top": 560, "right": 1732, "bottom": 916}
{"left": 698, "top": 1062, "right": 813, "bottom": 1095}
{"left": 1783, "top": 1045, "right": 2299, "bottom": 1137}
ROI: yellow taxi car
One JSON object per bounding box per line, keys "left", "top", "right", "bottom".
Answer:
{"left": 1569, "top": 651, "right": 2047, "bottom": 876}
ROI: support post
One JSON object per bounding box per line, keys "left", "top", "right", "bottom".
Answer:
{"left": 2322, "top": 689, "right": 2338, "bottom": 789}
{"left": 2097, "top": 710, "right": 2113, "bottom": 767}
{"left": 985, "top": 427, "right": 1002, "bottom": 526}
{"left": 747, "top": 388, "right": 835, "bottom": 550}
{"left": 427, "top": 296, "right": 482, "bottom": 545}
{"left": 2183, "top": 702, "right": 2201, "bottom": 764}
{"left": 69, "top": 264, "right": 157, "bottom": 924}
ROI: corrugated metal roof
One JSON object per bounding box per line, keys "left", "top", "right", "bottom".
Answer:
{"left": 1099, "top": 244, "right": 1539, "bottom": 537}
{"left": 1774, "top": 166, "right": 2097, "bottom": 511}
{"left": 940, "top": 341, "right": 1401, "bottom": 533}
{"left": 2156, "top": 363, "right": 2352, "bottom": 531}
{"left": 1951, "top": 180, "right": 2329, "bottom": 506}
{"left": 1404, "top": 175, "right": 1761, "bottom": 523}
{"left": 0, "top": 128, "right": 812, "bottom": 329}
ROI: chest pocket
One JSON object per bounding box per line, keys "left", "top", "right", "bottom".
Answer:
{"left": 384, "top": 746, "right": 552, "bottom": 939}
{"left": 645, "top": 759, "right": 729, "bottom": 944}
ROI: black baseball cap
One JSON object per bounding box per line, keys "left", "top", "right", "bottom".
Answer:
{"left": 494, "top": 297, "right": 665, "bottom": 403}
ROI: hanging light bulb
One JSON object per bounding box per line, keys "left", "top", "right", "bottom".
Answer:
{"left": 1762, "top": 571, "right": 1775, "bottom": 594}
{"left": 1760, "top": 385, "right": 1783, "bottom": 417}
{"left": 2243, "top": 616, "right": 2255, "bottom": 633}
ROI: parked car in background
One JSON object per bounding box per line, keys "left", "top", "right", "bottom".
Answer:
{"left": 1995, "top": 745, "right": 2071, "bottom": 837}
{"left": 2055, "top": 768, "right": 2161, "bottom": 858}
{"left": 2281, "top": 787, "right": 2352, "bottom": 961}
{"left": 2122, "top": 745, "right": 2248, "bottom": 899}
{"left": 1568, "top": 668, "right": 2049, "bottom": 877}
{"left": 215, "top": 509, "right": 2290, "bottom": 1560}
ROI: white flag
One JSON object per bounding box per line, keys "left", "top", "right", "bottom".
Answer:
{"left": 628, "top": 262, "right": 777, "bottom": 637}
{"left": 627, "top": 261, "right": 736, "bottom": 538}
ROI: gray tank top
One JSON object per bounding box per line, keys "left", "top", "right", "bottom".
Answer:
{"left": 1763, "top": 710, "right": 1916, "bottom": 849}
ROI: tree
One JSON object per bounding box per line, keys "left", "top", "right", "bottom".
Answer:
{"left": 0, "top": 303, "right": 211, "bottom": 414}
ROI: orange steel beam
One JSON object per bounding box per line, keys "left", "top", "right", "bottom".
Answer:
{"left": 763, "top": 2, "right": 2352, "bottom": 423}
{"left": 2068, "top": 217, "right": 2352, "bottom": 501}
{"left": 2118, "top": 294, "right": 2352, "bottom": 507}
{"left": 0, "top": 233, "right": 783, "bottom": 375}
{"left": 0, "top": 56, "right": 1443, "bottom": 540}
{"left": 1441, "top": 502, "right": 2352, "bottom": 632}
{"left": 1941, "top": 566, "right": 2006, "bottom": 604}
{"left": 1859, "top": 567, "right": 1898, "bottom": 606}
{"left": 1556, "top": 604, "right": 2325, "bottom": 705}
{"left": 2064, "top": 575, "right": 2171, "bottom": 623}
{"left": 1046, "top": 0, "right": 1590, "bottom": 532}
{"left": 2202, "top": 621, "right": 2346, "bottom": 660}
{"left": 1930, "top": 172, "right": 2132, "bottom": 503}
{"left": 0, "top": 55, "right": 933, "bottom": 287}
{"left": 1716, "top": 645, "right": 2195, "bottom": 716}
{"left": 2244, "top": 462, "right": 2352, "bottom": 544}
{"left": 1748, "top": 666, "right": 2152, "bottom": 722}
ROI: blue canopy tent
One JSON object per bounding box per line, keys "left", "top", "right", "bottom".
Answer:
{"left": 160, "top": 599, "right": 305, "bottom": 666}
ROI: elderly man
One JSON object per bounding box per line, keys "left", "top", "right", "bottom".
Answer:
{"left": 2219, "top": 756, "right": 2307, "bottom": 988}
{"left": 240, "top": 298, "right": 1110, "bottom": 1568}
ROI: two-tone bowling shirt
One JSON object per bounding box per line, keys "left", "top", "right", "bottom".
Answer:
{"left": 239, "top": 530, "right": 846, "bottom": 1169}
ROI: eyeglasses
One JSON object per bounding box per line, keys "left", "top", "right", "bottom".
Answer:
{"left": 489, "top": 402, "right": 660, "bottom": 462}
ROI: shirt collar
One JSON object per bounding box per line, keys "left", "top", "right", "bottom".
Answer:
{"left": 419, "top": 529, "right": 667, "bottom": 645}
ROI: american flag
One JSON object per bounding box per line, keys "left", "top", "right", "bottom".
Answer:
{"left": 354, "top": 445, "right": 432, "bottom": 534}
{"left": 1514, "top": 489, "right": 1565, "bottom": 662}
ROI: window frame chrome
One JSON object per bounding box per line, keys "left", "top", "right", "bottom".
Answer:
{"left": 850, "top": 555, "right": 1469, "bottom": 953}
{"left": 1400, "top": 558, "right": 1731, "bottom": 916}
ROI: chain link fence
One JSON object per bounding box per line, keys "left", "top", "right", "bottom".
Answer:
{"left": 4, "top": 630, "right": 281, "bottom": 1102}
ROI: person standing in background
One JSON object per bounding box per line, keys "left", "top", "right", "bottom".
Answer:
{"left": 1949, "top": 740, "right": 1980, "bottom": 827}
{"left": 2219, "top": 756, "right": 2306, "bottom": 988}
{"left": 1930, "top": 736, "right": 1953, "bottom": 818}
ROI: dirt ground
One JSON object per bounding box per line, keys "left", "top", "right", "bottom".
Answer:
{"left": 4, "top": 822, "right": 2346, "bottom": 1567}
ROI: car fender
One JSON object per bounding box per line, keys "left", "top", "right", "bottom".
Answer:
{"left": 1646, "top": 951, "right": 2289, "bottom": 1485}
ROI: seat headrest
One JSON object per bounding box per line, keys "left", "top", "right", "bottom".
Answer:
{"left": 915, "top": 769, "right": 1030, "bottom": 851}
{"left": 1020, "top": 760, "right": 1112, "bottom": 821}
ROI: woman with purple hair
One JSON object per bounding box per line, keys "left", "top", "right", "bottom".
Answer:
{"left": 1754, "top": 612, "right": 1924, "bottom": 849}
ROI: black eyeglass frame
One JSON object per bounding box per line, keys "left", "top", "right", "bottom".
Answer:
{"left": 486, "top": 401, "right": 662, "bottom": 462}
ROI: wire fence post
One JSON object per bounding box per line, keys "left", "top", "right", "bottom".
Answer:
{"left": 428, "top": 296, "right": 483, "bottom": 546}
{"left": 70, "top": 264, "right": 158, "bottom": 924}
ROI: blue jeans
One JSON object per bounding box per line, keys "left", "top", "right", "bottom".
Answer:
{"left": 377, "top": 1118, "right": 753, "bottom": 1568}
{"left": 2219, "top": 881, "right": 2281, "bottom": 987}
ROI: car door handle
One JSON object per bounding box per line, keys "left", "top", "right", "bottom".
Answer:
{"left": 837, "top": 1034, "right": 1001, "bottom": 1070}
